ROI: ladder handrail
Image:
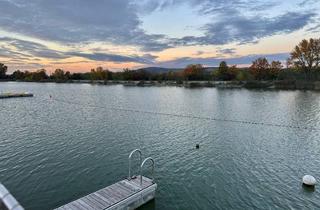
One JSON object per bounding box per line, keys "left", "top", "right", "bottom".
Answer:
{"left": 140, "top": 157, "right": 155, "bottom": 186}
{"left": 128, "top": 149, "right": 142, "bottom": 180}
{"left": 0, "top": 183, "right": 24, "bottom": 210}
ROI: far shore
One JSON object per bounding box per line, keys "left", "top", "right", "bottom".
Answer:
{"left": 2, "top": 79, "right": 320, "bottom": 91}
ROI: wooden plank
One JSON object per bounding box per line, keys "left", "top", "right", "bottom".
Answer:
{"left": 100, "top": 187, "right": 123, "bottom": 200}
{"left": 116, "top": 181, "right": 138, "bottom": 194}
{"left": 86, "top": 194, "right": 107, "bottom": 209}
{"left": 130, "top": 176, "right": 153, "bottom": 188}
{"left": 95, "top": 188, "right": 115, "bottom": 201}
{"left": 93, "top": 192, "right": 113, "bottom": 206}
{"left": 120, "top": 180, "right": 141, "bottom": 191}
{"left": 81, "top": 196, "right": 102, "bottom": 209}
{"left": 70, "top": 202, "right": 85, "bottom": 210}
{"left": 89, "top": 193, "right": 110, "bottom": 208}
{"left": 77, "top": 199, "right": 96, "bottom": 210}
{"left": 96, "top": 190, "right": 119, "bottom": 204}
{"left": 109, "top": 183, "right": 133, "bottom": 197}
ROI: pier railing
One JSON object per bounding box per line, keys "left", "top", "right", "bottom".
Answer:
{"left": 140, "top": 157, "right": 155, "bottom": 186}
{"left": 128, "top": 149, "right": 155, "bottom": 186}
{"left": 128, "top": 149, "right": 142, "bottom": 180}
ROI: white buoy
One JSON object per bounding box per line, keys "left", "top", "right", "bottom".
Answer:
{"left": 302, "top": 175, "right": 317, "bottom": 186}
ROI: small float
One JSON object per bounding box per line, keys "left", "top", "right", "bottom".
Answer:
{"left": 302, "top": 175, "right": 317, "bottom": 187}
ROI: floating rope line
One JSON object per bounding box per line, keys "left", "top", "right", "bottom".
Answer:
{"left": 49, "top": 97, "right": 320, "bottom": 131}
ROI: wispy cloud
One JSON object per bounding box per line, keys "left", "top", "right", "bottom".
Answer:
{"left": 0, "top": 37, "right": 67, "bottom": 59}
{"left": 67, "top": 52, "right": 157, "bottom": 64}
{"left": 216, "top": 48, "right": 237, "bottom": 56}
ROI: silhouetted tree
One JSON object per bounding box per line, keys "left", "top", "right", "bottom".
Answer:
{"left": 32, "top": 69, "right": 48, "bottom": 81}
{"left": 52, "top": 69, "right": 66, "bottom": 81}
{"left": 0, "top": 63, "right": 8, "bottom": 79}
{"left": 11, "top": 70, "right": 25, "bottom": 80}
{"left": 90, "top": 67, "right": 110, "bottom": 80}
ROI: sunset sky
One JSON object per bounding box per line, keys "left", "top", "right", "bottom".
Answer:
{"left": 0, "top": 0, "right": 320, "bottom": 73}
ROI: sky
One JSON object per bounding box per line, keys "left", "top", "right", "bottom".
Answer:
{"left": 0, "top": 0, "right": 319, "bottom": 73}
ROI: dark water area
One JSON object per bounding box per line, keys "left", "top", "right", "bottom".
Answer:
{"left": 1, "top": 82, "right": 320, "bottom": 209}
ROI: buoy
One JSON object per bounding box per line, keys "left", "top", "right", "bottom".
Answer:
{"left": 302, "top": 175, "right": 317, "bottom": 186}
{"left": 196, "top": 144, "right": 200, "bottom": 149}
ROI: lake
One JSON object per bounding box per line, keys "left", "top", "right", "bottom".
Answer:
{"left": 1, "top": 82, "right": 320, "bottom": 210}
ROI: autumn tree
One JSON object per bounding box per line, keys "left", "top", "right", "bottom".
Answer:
{"left": 183, "top": 64, "right": 204, "bottom": 80}
{"left": 0, "top": 63, "right": 8, "bottom": 79}
{"left": 91, "top": 67, "right": 110, "bottom": 80}
{"left": 289, "top": 38, "right": 320, "bottom": 77}
{"left": 250, "top": 57, "right": 270, "bottom": 80}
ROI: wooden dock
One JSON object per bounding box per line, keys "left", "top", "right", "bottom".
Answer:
{"left": 0, "top": 92, "right": 33, "bottom": 99}
{"left": 55, "top": 149, "right": 156, "bottom": 210}
{"left": 55, "top": 176, "right": 156, "bottom": 210}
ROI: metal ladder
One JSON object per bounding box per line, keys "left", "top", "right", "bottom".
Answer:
{"left": 128, "top": 149, "right": 155, "bottom": 186}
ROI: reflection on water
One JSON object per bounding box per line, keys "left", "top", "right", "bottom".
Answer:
{"left": 1, "top": 82, "right": 320, "bottom": 210}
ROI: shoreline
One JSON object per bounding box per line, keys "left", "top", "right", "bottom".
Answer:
{"left": 1, "top": 80, "right": 320, "bottom": 91}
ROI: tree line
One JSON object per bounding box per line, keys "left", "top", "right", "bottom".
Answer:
{"left": 1, "top": 38, "right": 320, "bottom": 82}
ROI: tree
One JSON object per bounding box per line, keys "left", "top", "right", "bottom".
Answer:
{"left": 65, "top": 71, "right": 71, "bottom": 80}
{"left": 91, "top": 67, "right": 109, "bottom": 80}
{"left": 269, "top": 61, "right": 283, "bottom": 79}
{"left": 52, "top": 69, "right": 66, "bottom": 81}
{"left": 11, "top": 70, "right": 25, "bottom": 80}
{"left": 183, "top": 64, "right": 204, "bottom": 80}
{"left": 217, "top": 61, "right": 228, "bottom": 80}
{"left": 122, "top": 68, "right": 132, "bottom": 80}
{"left": 250, "top": 57, "right": 270, "bottom": 80}
{"left": 31, "top": 69, "right": 48, "bottom": 81}
{"left": 0, "top": 63, "right": 8, "bottom": 79}
{"left": 214, "top": 61, "right": 239, "bottom": 81}
{"left": 289, "top": 38, "right": 320, "bottom": 78}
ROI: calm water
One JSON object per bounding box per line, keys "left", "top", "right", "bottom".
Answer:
{"left": 1, "top": 82, "right": 320, "bottom": 210}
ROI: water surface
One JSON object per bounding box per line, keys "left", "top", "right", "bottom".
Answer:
{"left": 1, "top": 82, "right": 320, "bottom": 209}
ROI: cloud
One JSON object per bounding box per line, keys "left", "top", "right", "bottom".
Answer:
{"left": 299, "top": 0, "right": 319, "bottom": 6}
{"left": 0, "top": 0, "right": 317, "bottom": 52}
{"left": 0, "top": 36, "right": 158, "bottom": 64}
{"left": 0, "top": 0, "right": 171, "bottom": 51}
{"left": 67, "top": 52, "right": 157, "bottom": 64}
{"left": 174, "top": 11, "right": 316, "bottom": 46}
{"left": 0, "top": 37, "right": 67, "bottom": 59}
{"left": 216, "top": 48, "right": 236, "bottom": 55}
{"left": 137, "top": 1, "right": 318, "bottom": 46}
{"left": 157, "top": 53, "right": 289, "bottom": 68}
